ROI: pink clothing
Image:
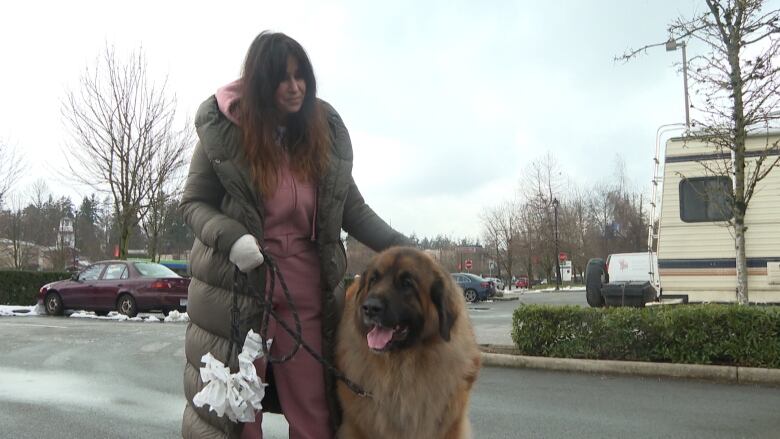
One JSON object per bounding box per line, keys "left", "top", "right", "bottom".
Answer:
{"left": 216, "top": 83, "right": 330, "bottom": 439}
{"left": 240, "top": 159, "right": 331, "bottom": 439}
{"left": 216, "top": 79, "right": 242, "bottom": 125}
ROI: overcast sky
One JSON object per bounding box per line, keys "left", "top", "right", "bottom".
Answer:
{"left": 1, "top": 0, "right": 714, "bottom": 240}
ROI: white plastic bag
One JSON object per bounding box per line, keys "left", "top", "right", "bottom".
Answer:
{"left": 192, "top": 330, "right": 269, "bottom": 422}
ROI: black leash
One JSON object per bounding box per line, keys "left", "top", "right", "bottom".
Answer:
{"left": 228, "top": 251, "right": 370, "bottom": 399}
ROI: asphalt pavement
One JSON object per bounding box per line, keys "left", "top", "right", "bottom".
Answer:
{"left": 468, "top": 288, "right": 586, "bottom": 346}
{"left": 2, "top": 293, "right": 780, "bottom": 438}
{"left": 1, "top": 316, "right": 778, "bottom": 439}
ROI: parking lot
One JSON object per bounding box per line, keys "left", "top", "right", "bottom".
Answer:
{"left": 3, "top": 302, "right": 780, "bottom": 439}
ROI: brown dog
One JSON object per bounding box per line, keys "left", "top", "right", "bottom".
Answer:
{"left": 335, "top": 247, "right": 481, "bottom": 439}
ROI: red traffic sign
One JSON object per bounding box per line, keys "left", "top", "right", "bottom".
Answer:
{"left": 464, "top": 259, "right": 473, "bottom": 270}
{"left": 558, "top": 252, "right": 568, "bottom": 263}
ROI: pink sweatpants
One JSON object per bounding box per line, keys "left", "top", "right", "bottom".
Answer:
{"left": 240, "top": 253, "right": 332, "bottom": 439}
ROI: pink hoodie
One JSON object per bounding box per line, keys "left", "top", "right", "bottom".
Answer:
{"left": 216, "top": 79, "right": 242, "bottom": 125}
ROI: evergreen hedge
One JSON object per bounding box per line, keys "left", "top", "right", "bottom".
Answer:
{"left": 512, "top": 304, "right": 780, "bottom": 369}
{"left": 0, "top": 271, "right": 71, "bottom": 306}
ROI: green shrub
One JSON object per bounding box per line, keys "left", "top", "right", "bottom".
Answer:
{"left": 0, "top": 271, "right": 71, "bottom": 306}
{"left": 512, "top": 304, "right": 780, "bottom": 368}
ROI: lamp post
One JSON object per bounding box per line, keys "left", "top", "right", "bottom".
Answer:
{"left": 665, "top": 38, "right": 690, "bottom": 129}
{"left": 552, "top": 198, "right": 561, "bottom": 291}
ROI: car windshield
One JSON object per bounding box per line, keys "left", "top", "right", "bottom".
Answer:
{"left": 133, "top": 262, "right": 180, "bottom": 278}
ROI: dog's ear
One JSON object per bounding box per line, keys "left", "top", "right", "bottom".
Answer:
{"left": 346, "top": 271, "right": 368, "bottom": 302}
{"left": 431, "top": 274, "right": 456, "bottom": 342}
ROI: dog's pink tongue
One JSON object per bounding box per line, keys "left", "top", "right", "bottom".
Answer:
{"left": 367, "top": 326, "right": 394, "bottom": 350}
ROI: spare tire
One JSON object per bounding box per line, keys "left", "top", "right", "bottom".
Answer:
{"left": 585, "top": 258, "right": 606, "bottom": 307}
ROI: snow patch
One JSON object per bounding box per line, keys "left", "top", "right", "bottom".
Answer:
{"left": 164, "top": 310, "right": 190, "bottom": 323}
{"left": 0, "top": 305, "right": 42, "bottom": 317}
{"left": 70, "top": 311, "right": 130, "bottom": 321}
{"left": 0, "top": 304, "right": 190, "bottom": 324}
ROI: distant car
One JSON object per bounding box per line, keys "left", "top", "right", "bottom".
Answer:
{"left": 159, "top": 259, "right": 190, "bottom": 278}
{"left": 484, "top": 277, "right": 504, "bottom": 290}
{"left": 451, "top": 273, "right": 495, "bottom": 302}
{"left": 585, "top": 252, "right": 659, "bottom": 308}
{"left": 515, "top": 276, "right": 529, "bottom": 289}
{"left": 37, "top": 260, "right": 190, "bottom": 318}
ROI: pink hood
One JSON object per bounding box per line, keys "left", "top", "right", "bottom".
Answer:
{"left": 215, "top": 79, "right": 242, "bottom": 125}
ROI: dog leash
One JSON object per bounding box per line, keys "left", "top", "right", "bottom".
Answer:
{"left": 228, "top": 252, "right": 371, "bottom": 399}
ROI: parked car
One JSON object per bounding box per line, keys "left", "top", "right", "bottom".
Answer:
{"left": 159, "top": 259, "right": 190, "bottom": 278}
{"left": 515, "top": 276, "right": 529, "bottom": 289}
{"left": 37, "top": 260, "right": 190, "bottom": 318}
{"left": 484, "top": 277, "right": 504, "bottom": 290}
{"left": 585, "top": 252, "right": 659, "bottom": 307}
{"left": 451, "top": 273, "right": 495, "bottom": 302}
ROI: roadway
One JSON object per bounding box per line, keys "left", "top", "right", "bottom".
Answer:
{"left": 470, "top": 288, "right": 587, "bottom": 345}
{"left": 2, "top": 293, "right": 779, "bottom": 438}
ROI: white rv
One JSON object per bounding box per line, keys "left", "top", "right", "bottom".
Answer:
{"left": 652, "top": 131, "right": 780, "bottom": 303}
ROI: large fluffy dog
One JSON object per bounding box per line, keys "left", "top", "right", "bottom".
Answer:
{"left": 336, "top": 247, "right": 481, "bottom": 439}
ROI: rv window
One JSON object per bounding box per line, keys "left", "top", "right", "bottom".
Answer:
{"left": 679, "top": 177, "right": 733, "bottom": 222}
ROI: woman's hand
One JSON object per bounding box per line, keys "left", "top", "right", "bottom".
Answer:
{"left": 229, "top": 234, "right": 265, "bottom": 272}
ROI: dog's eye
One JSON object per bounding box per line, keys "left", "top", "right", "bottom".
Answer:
{"left": 367, "top": 271, "right": 380, "bottom": 288}
{"left": 400, "top": 274, "right": 415, "bottom": 289}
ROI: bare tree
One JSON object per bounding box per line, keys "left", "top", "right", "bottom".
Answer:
{"left": 96, "top": 196, "right": 115, "bottom": 258}
{"left": 0, "top": 139, "right": 24, "bottom": 208}
{"left": 515, "top": 202, "right": 536, "bottom": 281}
{"left": 1, "top": 193, "right": 33, "bottom": 270}
{"left": 29, "top": 180, "right": 49, "bottom": 210}
{"left": 620, "top": 0, "right": 780, "bottom": 304}
{"left": 563, "top": 183, "right": 591, "bottom": 280}
{"left": 141, "top": 190, "right": 169, "bottom": 262}
{"left": 61, "top": 44, "right": 190, "bottom": 259}
{"left": 480, "top": 200, "right": 520, "bottom": 282}
{"left": 521, "top": 153, "right": 565, "bottom": 281}
{"left": 588, "top": 182, "right": 616, "bottom": 258}
{"left": 140, "top": 123, "right": 193, "bottom": 261}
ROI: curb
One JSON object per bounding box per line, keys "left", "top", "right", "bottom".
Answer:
{"left": 480, "top": 351, "right": 780, "bottom": 387}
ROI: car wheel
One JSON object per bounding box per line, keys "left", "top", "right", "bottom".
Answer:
{"left": 117, "top": 294, "right": 138, "bottom": 317}
{"left": 44, "top": 292, "right": 63, "bottom": 316}
{"left": 464, "top": 289, "right": 478, "bottom": 303}
{"left": 585, "top": 258, "right": 606, "bottom": 308}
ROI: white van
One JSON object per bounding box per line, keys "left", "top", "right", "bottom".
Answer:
{"left": 585, "top": 252, "right": 659, "bottom": 307}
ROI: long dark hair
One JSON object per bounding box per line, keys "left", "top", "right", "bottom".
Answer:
{"left": 239, "top": 31, "right": 330, "bottom": 197}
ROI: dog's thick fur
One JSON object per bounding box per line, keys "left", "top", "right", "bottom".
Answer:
{"left": 335, "top": 247, "right": 481, "bottom": 439}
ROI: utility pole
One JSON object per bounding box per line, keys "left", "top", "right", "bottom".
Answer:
{"left": 553, "top": 198, "right": 561, "bottom": 291}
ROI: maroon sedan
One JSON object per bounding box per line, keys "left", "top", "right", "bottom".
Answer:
{"left": 37, "top": 260, "right": 190, "bottom": 318}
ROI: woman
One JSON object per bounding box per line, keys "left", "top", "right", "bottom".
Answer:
{"left": 180, "top": 31, "right": 409, "bottom": 439}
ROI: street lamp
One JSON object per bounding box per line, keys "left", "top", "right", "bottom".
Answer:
{"left": 665, "top": 37, "right": 690, "bottom": 129}
{"left": 552, "top": 198, "right": 561, "bottom": 291}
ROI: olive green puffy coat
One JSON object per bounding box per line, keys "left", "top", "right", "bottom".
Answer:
{"left": 180, "top": 96, "right": 408, "bottom": 438}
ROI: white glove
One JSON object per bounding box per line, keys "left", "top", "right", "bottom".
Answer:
{"left": 229, "top": 234, "right": 264, "bottom": 272}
